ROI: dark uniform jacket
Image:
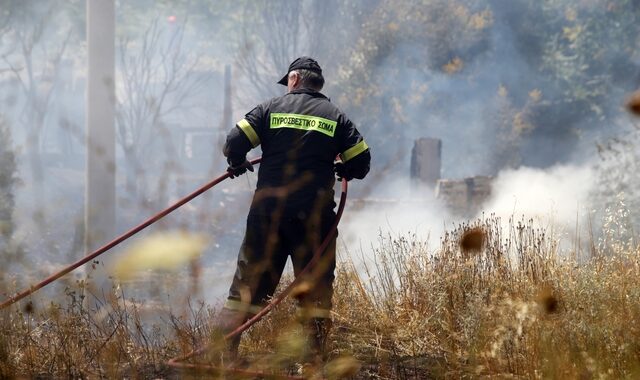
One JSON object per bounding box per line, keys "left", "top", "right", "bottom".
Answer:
{"left": 224, "top": 88, "right": 370, "bottom": 218}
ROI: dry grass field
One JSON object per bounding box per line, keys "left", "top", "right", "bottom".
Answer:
{"left": 1, "top": 214, "right": 640, "bottom": 379}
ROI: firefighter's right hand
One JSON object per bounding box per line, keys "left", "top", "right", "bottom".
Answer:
{"left": 227, "top": 159, "right": 254, "bottom": 178}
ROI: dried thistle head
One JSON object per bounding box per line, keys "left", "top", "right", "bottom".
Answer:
{"left": 291, "top": 280, "right": 313, "bottom": 301}
{"left": 536, "top": 286, "right": 560, "bottom": 315}
{"left": 111, "top": 231, "right": 208, "bottom": 279}
{"left": 460, "top": 227, "right": 485, "bottom": 254}
{"left": 626, "top": 90, "right": 640, "bottom": 116}
{"left": 325, "top": 356, "right": 361, "bottom": 379}
{"left": 23, "top": 301, "right": 34, "bottom": 314}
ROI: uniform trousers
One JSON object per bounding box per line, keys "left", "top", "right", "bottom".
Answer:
{"left": 216, "top": 210, "right": 337, "bottom": 359}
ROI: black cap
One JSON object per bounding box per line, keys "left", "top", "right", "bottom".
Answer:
{"left": 277, "top": 56, "right": 323, "bottom": 86}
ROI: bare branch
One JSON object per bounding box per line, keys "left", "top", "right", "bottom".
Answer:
{"left": 115, "top": 17, "right": 207, "bottom": 197}
{"left": 0, "top": 55, "right": 27, "bottom": 93}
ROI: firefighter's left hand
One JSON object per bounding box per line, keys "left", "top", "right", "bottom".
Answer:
{"left": 227, "top": 159, "right": 254, "bottom": 178}
{"left": 334, "top": 162, "right": 352, "bottom": 182}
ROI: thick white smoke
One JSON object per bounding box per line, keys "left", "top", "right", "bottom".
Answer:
{"left": 480, "top": 163, "right": 595, "bottom": 243}
{"left": 339, "top": 178, "right": 450, "bottom": 246}
{"left": 339, "top": 162, "right": 596, "bottom": 265}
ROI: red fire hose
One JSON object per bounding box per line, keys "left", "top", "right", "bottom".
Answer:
{"left": 167, "top": 175, "right": 348, "bottom": 378}
{"left": 0, "top": 157, "right": 262, "bottom": 310}
{"left": 0, "top": 157, "right": 348, "bottom": 378}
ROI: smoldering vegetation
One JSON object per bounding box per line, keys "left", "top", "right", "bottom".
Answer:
{"left": 1, "top": 0, "right": 640, "bottom": 378}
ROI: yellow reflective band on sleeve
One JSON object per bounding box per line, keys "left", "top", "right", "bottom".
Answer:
{"left": 224, "top": 299, "right": 263, "bottom": 315}
{"left": 237, "top": 119, "right": 260, "bottom": 148}
{"left": 296, "top": 306, "right": 332, "bottom": 319}
{"left": 341, "top": 140, "right": 369, "bottom": 162}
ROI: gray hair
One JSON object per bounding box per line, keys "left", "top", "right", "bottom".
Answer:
{"left": 290, "top": 68, "right": 324, "bottom": 91}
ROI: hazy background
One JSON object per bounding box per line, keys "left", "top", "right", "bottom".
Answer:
{"left": 1, "top": 0, "right": 639, "bottom": 310}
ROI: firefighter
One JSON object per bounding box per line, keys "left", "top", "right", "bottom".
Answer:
{"left": 217, "top": 56, "right": 370, "bottom": 364}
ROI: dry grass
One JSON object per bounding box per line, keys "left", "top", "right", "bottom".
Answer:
{"left": 324, "top": 216, "right": 640, "bottom": 378}
{"left": 2, "top": 214, "right": 640, "bottom": 378}
{"left": 0, "top": 283, "right": 217, "bottom": 378}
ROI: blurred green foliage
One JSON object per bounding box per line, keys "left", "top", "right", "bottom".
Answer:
{"left": 336, "top": 0, "right": 640, "bottom": 171}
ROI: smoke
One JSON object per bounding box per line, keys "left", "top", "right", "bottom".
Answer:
{"left": 340, "top": 179, "right": 451, "bottom": 245}
{"left": 338, "top": 162, "right": 598, "bottom": 271}
{"left": 338, "top": 0, "right": 640, "bottom": 190}
{"left": 480, "top": 163, "right": 596, "bottom": 246}
{"left": 2, "top": 0, "right": 640, "bottom": 309}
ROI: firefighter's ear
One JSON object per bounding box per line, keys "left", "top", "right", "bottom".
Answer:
{"left": 288, "top": 71, "right": 301, "bottom": 90}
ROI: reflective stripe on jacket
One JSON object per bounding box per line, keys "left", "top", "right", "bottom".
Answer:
{"left": 224, "top": 88, "right": 370, "bottom": 217}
